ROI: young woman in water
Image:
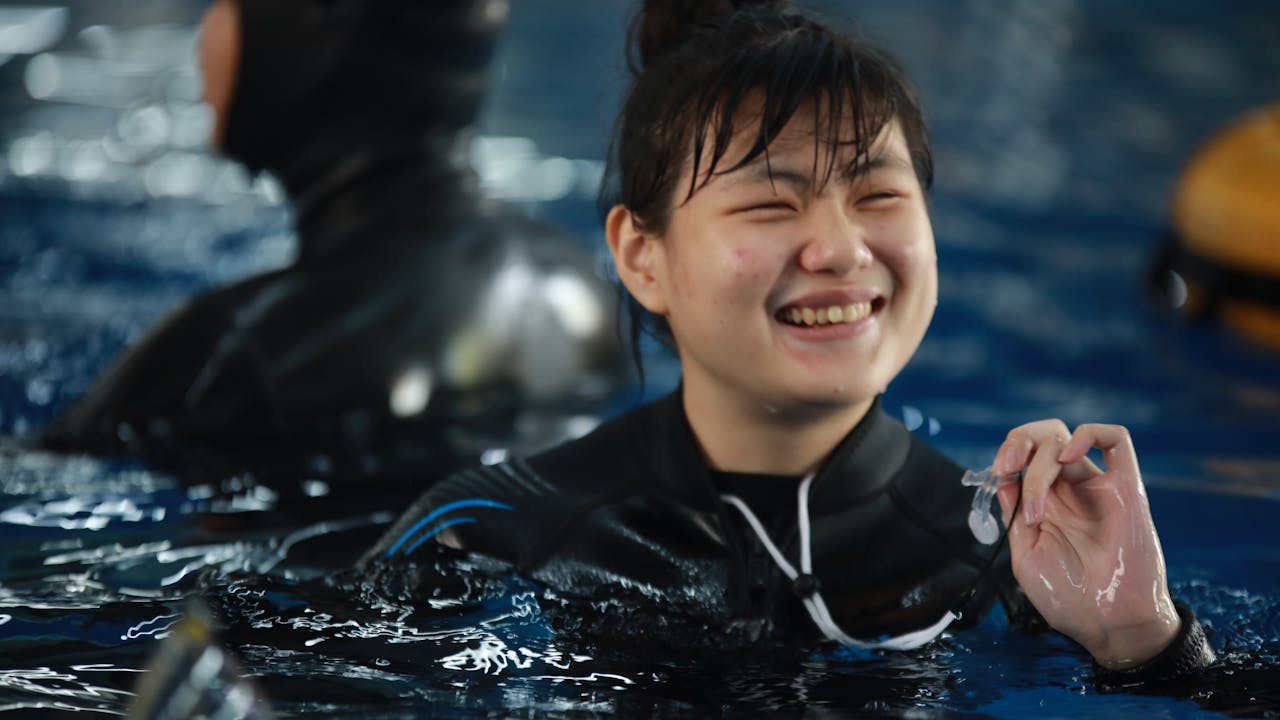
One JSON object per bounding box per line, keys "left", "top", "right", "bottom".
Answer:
{"left": 365, "top": 0, "right": 1213, "bottom": 681}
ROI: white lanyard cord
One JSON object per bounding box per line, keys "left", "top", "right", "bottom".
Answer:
{"left": 720, "top": 473, "right": 958, "bottom": 651}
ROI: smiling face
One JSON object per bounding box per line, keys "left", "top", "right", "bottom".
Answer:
{"left": 610, "top": 107, "right": 937, "bottom": 425}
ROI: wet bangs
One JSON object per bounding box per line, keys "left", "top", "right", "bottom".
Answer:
{"left": 685, "top": 22, "right": 916, "bottom": 198}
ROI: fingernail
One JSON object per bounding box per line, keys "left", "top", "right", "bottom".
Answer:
{"left": 1024, "top": 499, "right": 1040, "bottom": 526}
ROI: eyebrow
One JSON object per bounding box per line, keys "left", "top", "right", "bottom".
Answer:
{"left": 839, "top": 153, "right": 915, "bottom": 182}
{"left": 721, "top": 151, "right": 914, "bottom": 192}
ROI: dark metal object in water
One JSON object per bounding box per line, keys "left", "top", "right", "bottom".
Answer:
{"left": 126, "top": 601, "right": 272, "bottom": 720}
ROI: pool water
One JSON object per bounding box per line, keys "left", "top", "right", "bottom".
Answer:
{"left": 3, "top": 0, "right": 1280, "bottom": 717}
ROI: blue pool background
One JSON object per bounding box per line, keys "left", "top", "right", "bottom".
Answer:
{"left": 1, "top": 0, "right": 1279, "bottom": 717}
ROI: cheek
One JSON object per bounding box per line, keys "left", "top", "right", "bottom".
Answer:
{"left": 727, "top": 247, "right": 762, "bottom": 282}
{"left": 901, "top": 239, "right": 939, "bottom": 314}
{"left": 717, "top": 245, "right": 782, "bottom": 320}
{"left": 899, "top": 241, "right": 937, "bottom": 278}
{"left": 671, "top": 240, "right": 759, "bottom": 302}
{"left": 727, "top": 235, "right": 792, "bottom": 283}
{"left": 878, "top": 218, "right": 936, "bottom": 282}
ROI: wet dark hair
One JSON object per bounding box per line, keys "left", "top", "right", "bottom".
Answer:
{"left": 600, "top": 0, "right": 933, "bottom": 368}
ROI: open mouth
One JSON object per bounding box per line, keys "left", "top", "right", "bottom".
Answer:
{"left": 775, "top": 297, "right": 885, "bottom": 327}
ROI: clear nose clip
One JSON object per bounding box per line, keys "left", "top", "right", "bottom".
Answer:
{"left": 960, "top": 466, "right": 1017, "bottom": 545}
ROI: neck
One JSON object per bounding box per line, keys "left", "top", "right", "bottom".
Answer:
{"left": 681, "top": 381, "right": 874, "bottom": 476}
{"left": 285, "top": 138, "right": 483, "bottom": 263}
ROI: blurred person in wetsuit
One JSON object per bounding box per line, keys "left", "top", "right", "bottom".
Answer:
{"left": 38, "top": 0, "right": 630, "bottom": 477}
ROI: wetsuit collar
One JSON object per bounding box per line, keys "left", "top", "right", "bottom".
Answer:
{"left": 806, "top": 396, "right": 910, "bottom": 513}
{"left": 638, "top": 390, "right": 907, "bottom": 514}
{"left": 633, "top": 389, "right": 722, "bottom": 512}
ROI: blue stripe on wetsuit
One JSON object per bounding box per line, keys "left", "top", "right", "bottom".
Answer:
{"left": 384, "top": 498, "right": 513, "bottom": 557}
{"left": 404, "top": 516, "right": 476, "bottom": 555}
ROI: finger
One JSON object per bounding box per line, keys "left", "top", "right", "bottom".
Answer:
{"left": 1022, "top": 435, "right": 1067, "bottom": 526}
{"left": 1001, "top": 420, "right": 1070, "bottom": 525}
{"left": 1059, "top": 453, "right": 1102, "bottom": 484}
{"left": 1058, "top": 423, "right": 1139, "bottom": 476}
{"left": 996, "top": 419, "right": 1070, "bottom": 476}
{"left": 994, "top": 434, "right": 1031, "bottom": 477}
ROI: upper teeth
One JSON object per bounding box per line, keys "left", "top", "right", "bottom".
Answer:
{"left": 787, "top": 302, "right": 872, "bottom": 327}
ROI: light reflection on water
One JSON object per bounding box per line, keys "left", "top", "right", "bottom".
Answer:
{"left": 1, "top": 448, "right": 1276, "bottom": 718}
{"left": 0, "top": 666, "right": 137, "bottom": 710}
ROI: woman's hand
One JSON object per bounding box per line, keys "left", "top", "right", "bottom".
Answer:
{"left": 994, "top": 420, "right": 1181, "bottom": 669}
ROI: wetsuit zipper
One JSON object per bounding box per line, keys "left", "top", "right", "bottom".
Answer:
{"left": 720, "top": 502, "right": 802, "bottom": 635}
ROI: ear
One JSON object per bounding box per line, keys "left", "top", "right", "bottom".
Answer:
{"left": 605, "top": 205, "right": 670, "bottom": 316}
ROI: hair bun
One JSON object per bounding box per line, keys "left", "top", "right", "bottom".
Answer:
{"left": 631, "top": 0, "right": 790, "bottom": 70}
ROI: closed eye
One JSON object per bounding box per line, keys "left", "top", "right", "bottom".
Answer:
{"left": 738, "top": 202, "right": 796, "bottom": 214}
{"left": 858, "top": 192, "right": 901, "bottom": 207}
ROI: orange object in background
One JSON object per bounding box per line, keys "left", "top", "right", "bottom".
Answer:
{"left": 1153, "top": 103, "right": 1280, "bottom": 350}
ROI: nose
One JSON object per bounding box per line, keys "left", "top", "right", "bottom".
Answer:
{"left": 796, "top": 203, "right": 873, "bottom": 276}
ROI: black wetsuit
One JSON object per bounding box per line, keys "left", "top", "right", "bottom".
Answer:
{"left": 39, "top": 0, "right": 628, "bottom": 471}
{"left": 366, "top": 391, "right": 1214, "bottom": 681}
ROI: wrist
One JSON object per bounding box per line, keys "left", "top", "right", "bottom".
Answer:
{"left": 1087, "top": 605, "right": 1182, "bottom": 670}
{"left": 1093, "top": 602, "right": 1216, "bottom": 688}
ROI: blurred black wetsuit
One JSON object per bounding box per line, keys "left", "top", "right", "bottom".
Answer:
{"left": 366, "top": 391, "right": 1214, "bottom": 682}
{"left": 40, "top": 0, "right": 627, "bottom": 474}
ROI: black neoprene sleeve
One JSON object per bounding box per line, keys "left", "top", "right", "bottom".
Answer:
{"left": 1093, "top": 602, "right": 1215, "bottom": 690}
